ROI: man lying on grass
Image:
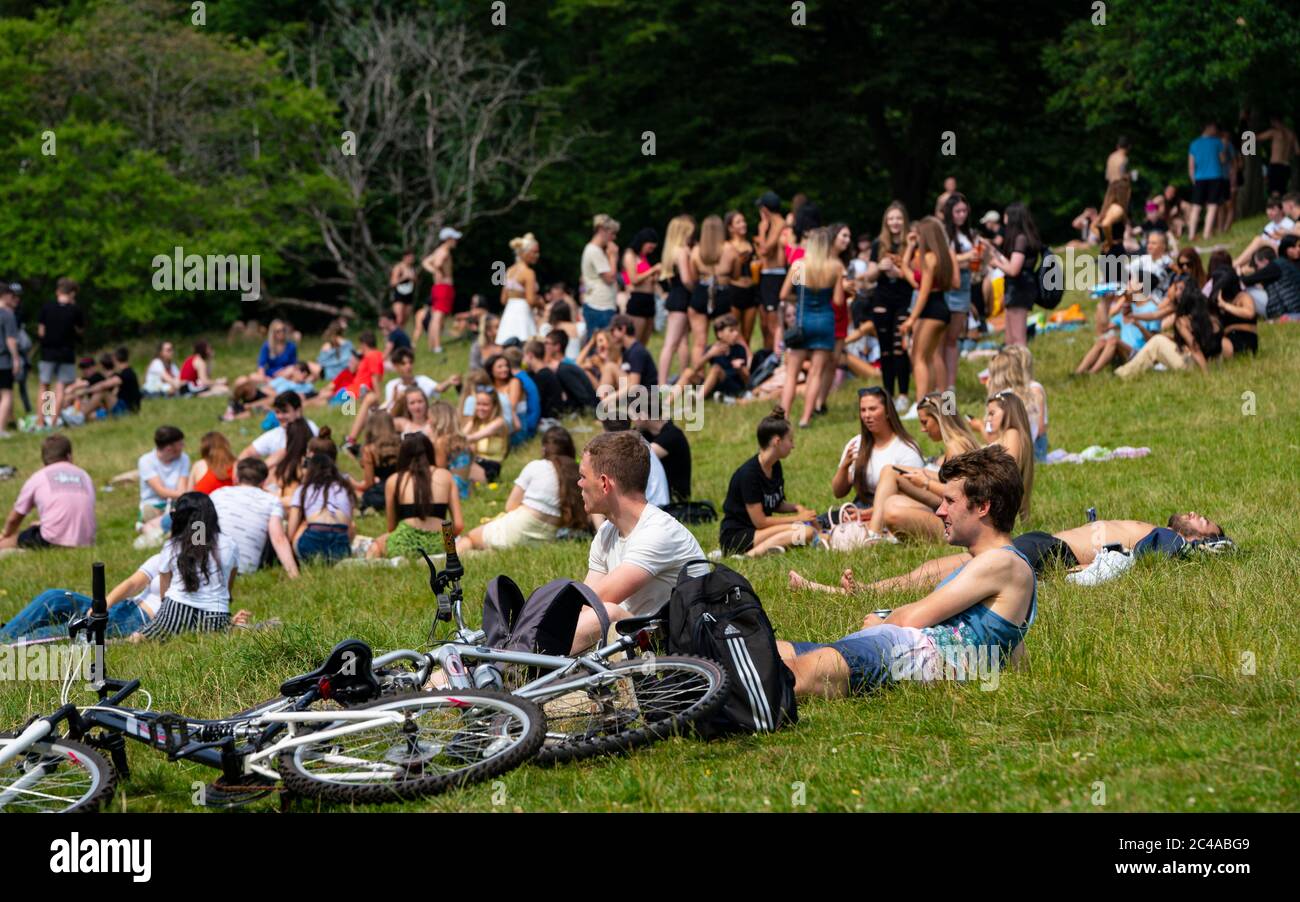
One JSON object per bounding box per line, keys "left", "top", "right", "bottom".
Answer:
{"left": 788, "top": 511, "right": 1226, "bottom": 597}
{"left": 778, "top": 445, "right": 1035, "bottom": 699}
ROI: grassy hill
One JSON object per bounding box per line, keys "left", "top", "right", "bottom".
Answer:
{"left": 2, "top": 216, "right": 1297, "bottom": 812}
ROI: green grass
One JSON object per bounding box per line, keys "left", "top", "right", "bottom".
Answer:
{"left": 2, "top": 216, "right": 1297, "bottom": 812}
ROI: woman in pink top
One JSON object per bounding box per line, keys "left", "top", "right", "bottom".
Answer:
{"left": 0, "top": 434, "right": 96, "bottom": 550}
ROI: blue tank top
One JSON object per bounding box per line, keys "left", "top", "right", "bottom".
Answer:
{"left": 798, "top": 284, "right": 833, "bottom": 311}
{"left": 922, "top": 545, "right": 1037, "bottom": 660}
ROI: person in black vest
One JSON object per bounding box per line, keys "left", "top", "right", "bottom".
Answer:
{"left": 718, "top": 406, "right": 817, "bottom": 557}
{"left": 543, "top": 331, "right": 598, "bottom": 412}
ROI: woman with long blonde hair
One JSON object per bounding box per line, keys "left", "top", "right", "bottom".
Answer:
{"left": 687, "top": 215, "right": 735, "bottom": 370}
{"left": 899, "top": 216, "right": 958, "bottom": 414}
{"left": 657, "top": 214, "right": 696, "bottom": 385}
{"left": 498, "top": 233, "right": 541, "bottom": 344}
{"left": 778, "top": 226, "right": 844, "bottom": 427}
{"left": 429, "top": 399, "right": 474, "bottom": 498}
{"left": 984, "top": 345, "right": 1046, "bottom": 454}
{"left": 984, "top": 390, "right": 1035, "bottom": 521}
{"left": 867, "top": 392, "right": 980, "bottom": 541}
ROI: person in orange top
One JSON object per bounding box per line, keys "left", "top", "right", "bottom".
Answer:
{"left": 311, "top": 330, "right": 384, "bottom": 409}
{"left": 190, "top": 431, "right": 237, "bottom": 495}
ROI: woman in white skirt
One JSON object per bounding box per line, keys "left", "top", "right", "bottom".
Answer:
{"left": 498, "top": 233, "right": 541, "bottom": 345}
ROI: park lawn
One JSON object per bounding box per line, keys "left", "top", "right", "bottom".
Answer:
{"left": 1, "top": 215, "right": 1296, "bottom": 812}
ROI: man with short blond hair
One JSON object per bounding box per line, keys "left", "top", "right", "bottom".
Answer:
{"left": 581, "top": 214, "right": 620, "bottom": 332}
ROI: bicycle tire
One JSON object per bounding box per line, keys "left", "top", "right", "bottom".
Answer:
{"left": 0, "top": 733, "right": 117, "bottom": 814}
{"left": 277, "top": 689, "right": 544, "bottom": 805}
{"left": 531, "top": 655, "right": 728, "bottom": 765}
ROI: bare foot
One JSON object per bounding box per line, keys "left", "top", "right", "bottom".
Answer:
{"left": 840, "top": 568, "right": 860, "bottom": 593}
{"left": 231, "top": 609, "right": 252, "bottom": 627}
{"left": 789, "top": 570, "right": 813, "bottom": 590}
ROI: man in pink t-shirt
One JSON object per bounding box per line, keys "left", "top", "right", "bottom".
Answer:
{"left": 0, "top": 434, "right": 96, "bottom": 550}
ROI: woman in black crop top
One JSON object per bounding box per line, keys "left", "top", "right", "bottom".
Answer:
{"left": 367, "top": 433, "right": 461, "bottom": 560}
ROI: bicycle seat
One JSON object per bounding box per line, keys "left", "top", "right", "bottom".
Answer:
{"left": 279, "top": 639, "right": 381, "bottom": 704}
{"left": 614, "top": 604, "right": 669, "bottom": 637}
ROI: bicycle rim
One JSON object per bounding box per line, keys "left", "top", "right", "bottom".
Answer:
{"left": 277, "top": 689, "right": 544, "bottom": 805}
{"left": 0, "top": 735, "right": 117, "bottom": 814}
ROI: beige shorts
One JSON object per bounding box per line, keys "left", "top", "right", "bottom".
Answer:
{"left": 480, "top": 505, "right": 557, "bottom": 549}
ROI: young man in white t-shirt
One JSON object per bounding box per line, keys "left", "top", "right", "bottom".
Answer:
{"left": 211, "top": 458, "right": 300, "bottom": 578}
{"left": 572, "top": 430, "right": 705, "bottom": 652}
{"left": 238, "top": 390, "right": 319, "bottom": 463}
{"left": 580, "top": 214, "right": 620, "bottom": 333}
{"left": 138, "top": 424, "right": 190, "bottom": 525}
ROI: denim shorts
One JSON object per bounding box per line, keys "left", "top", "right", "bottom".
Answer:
{"left": 791, "top": 623, "right": 929, "bottom": 694}
{"left": 297, "top": 523, "right": 351, "bottom": 564}
{"left": 1033, "top": 432, "right": 1048, "bottom": 461}
{"left": 945, "top": 289, "right": 971, "bottom": 313}
{"left": 582, "top": 305, "right": 615, "bottom": 333}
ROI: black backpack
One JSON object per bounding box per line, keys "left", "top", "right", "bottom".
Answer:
{"left": 666, "top": 560, "right": 797, "bottom": 738}
{"left": 482, "top": 576, "right": 607, "bottom": 656}
{"left": 1035, "top": 249, "right": 1065, "bottom": 309}
{"left": 662, "top": 500, "right": 717, "bottom": 525}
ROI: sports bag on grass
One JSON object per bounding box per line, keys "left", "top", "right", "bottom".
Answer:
{"left": 666, "top": 560, "right": 797, "bottom": 738}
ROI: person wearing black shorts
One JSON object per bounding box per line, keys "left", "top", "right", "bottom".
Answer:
{"left": 1010, "top": 531, "right": 1079, "bottom": 571}
{"left": 724, "top": 210, "right": 759, "bottom": 347}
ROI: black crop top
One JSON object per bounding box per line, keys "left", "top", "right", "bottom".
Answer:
{"left": 397, "top": 501, "right": 448, "bottom": 520}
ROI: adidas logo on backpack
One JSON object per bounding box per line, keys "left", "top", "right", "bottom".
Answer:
{"left": 667, "top": 560, "right": 797, "bottom": 738}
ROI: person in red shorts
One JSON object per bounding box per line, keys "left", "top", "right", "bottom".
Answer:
{"left": 417, "top": 227, "right": 462, "bottom": 355}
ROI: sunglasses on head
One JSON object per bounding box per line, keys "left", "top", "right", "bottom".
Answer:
{"left": 858, "top": 386, "right": 887, "bottom": 398}
{"left": 475, "top": 384, "right": 493, "bottom": 394}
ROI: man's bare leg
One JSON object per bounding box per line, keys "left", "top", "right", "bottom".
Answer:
{"left": 775, "top": 641, "right": 852, "bottom": 699}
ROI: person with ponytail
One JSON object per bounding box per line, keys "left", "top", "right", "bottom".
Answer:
{"left": 868, "top": 392, "right": 983, "bottom": 541}
{"left": 456, "top": 426, "right": 588, "bottom": 553}
{"left": 366, "top": 433, "right": 462, "bottom": 560}
{"left": 137, "top": 492, "right": 243, "bottom": 639}
{"left": 287, "top": 427, "right": 355, "bottom": 564}
{"left": 718, "top": 407, "right": 819, "bottom": 556}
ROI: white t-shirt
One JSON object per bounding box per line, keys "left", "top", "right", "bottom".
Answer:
{"left": 159, "top": 536, "right": 239, "bottom": 613}
{"left": 127, "top": 553, "right": 164, "bottom": 619}
{"left": 383, "top": 375, "right": 438, "bottom": 408}
{"left": 841, "top": 434, "right": 925, "bottom": 495}
{"left": 515, "top": 459, "right": 561, "bottom": 518}
{"left": 144, "top": 358, "right": 178, "bottom": 394}
{"left": 211, "top": 484, "right": 284, "bottom": 575}
{"left": 1263, "top": 216, "right": 1295, "bottom": 239}
{"left": 138, "top": 450, "right": 191, "bottom": 508}
{"left": 587, "top": 504, "right": 706, "bottom": 616}
{"left": 251, "top": 419, "right": 320, "bottom": 457}
{"left": 581, "top": 242, "right": 616, "bottom": 311}
{"left": 1030, "top": 380, "right": 1049, "bottom": 427}
{"left": 646, "top": 452, "right": 669, "bottom": 507}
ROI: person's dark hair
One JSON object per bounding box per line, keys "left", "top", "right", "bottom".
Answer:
{"left": 274, "top": 418, "right": 313, "bottom": 487}
{"left": 1167, "top": 512, "right": 1225, "bottom": 540}
{"left": 1176, "top": 248, "right": 1206, "bottom": 287}
{"left": 1175, "top": 285, "right": 1219, "bottom": 358}
{"left": 394, "top": 432, "right": 436, "bottom": 513}
{"left": 542, "top": 426, "right": 588, "bottom": 530}
{"left": 299, "top": 426, "right": 352, "bottom": 515}
{"left": 544, "top": 330, "right": 567, "bottom": 353}
{"left": 154, "top": 425, "right": 183, "bottom": 448}
{"left": 942, "top": 192, "right": 974, "bottom": 246}
{"left": 1265, "top": 194, "right": 1282, "bottom": 210}
{"left": 236, "top": 458, "right": 268, "bottom": 486}
{"left": 99, "top": 353, "right": 115, "bottom": 370}
{"left": 1001, "top": 202, "right": 1041, "bottom": 257}
{"left": 524, "top": 339, "right": 546, "bottom": 360}
{"left": 390, "top": 346, "right": 414, "bottom": 366}
{"left": 1116, "top": 135, "right": 1130, "bottom": 149}
{"left": 547, "top": 302, "right": 572, "bottom": 326}
{"left": 193, "top": 339, "right": 212, "bottom": 359}
{"left": 358, "top": 329, "right": 377, "bottom": 348}
{"left": 1283, "top": 191, "right": 1300, "bottom": 207}
{"left": 609, "top": 313, "right": 635, "bottom": 336}
{"left": 167, "top": 492, "right": 222, "bottom": 594}
{"left": 792, "top": 202, "right": 821, "bottom": 242}
{"left": 272, "top": 391, "right": 302, "bottom": 413}
{"left": 41, "top": 433, "right": 73, "bottom": 465}
{"left": 629, "top": 227, "right": 658, "bottom": 257}
{"left": 483, "top": 353, "right": 511, "bottom": 385}
{"left": 713, "top": 313, "right": 739, "bottom": 333}
{"left": 853, "top": 388, "right": 921, "bottom": 502}
{"left": 937, "top": 445, "right": 1022, "bottom": 535}
{"left": 757, "top": 406, "right": 791, "bottom": 448}
{"left": 114, "top": 346, "right": 130, "bottom": 364}
{"left": 826, "top": 222, "right": 853, "bottom": 265}
{"left": 1207, "top": 249, "right": 1233, "bottom": 274}
{"left": 1279, "top": 234, "right": 1299, "bottom": 259}
{"left": 56, "top": 276, "right": 79, "bottom": 296}
{"left": 584, "top": 430, "right": 650, "bottom": 495}
{"left": 1254, "top": 246, "right": 1277, "bottom": 265}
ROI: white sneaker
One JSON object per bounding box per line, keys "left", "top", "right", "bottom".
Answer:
{"left": 707, "top": 548, "right": 723, "bottom": 561}
{"left": 1066, "top": 549, "right": 1135, "bottom": 586}
{"left": 893, "top": 394, "right": 910, "bottom": 414}
{"left": 900, "top": 402, "right": 919, "bottom": 420}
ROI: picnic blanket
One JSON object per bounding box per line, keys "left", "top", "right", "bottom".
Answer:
{"left": 1044, "top": 445, "right": 1151, "bottom": 465}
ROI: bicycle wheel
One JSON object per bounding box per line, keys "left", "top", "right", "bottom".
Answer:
{"left": 532, "top": 655, "right": 728, "bottom": 764}
{"left": 0, "top": 733, "right": 117, "bottom": 814}
{"left": 277, "top": 689, "right": 544, "bottom": 805}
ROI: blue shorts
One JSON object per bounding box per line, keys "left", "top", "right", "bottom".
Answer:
{"left": 945, "top": 289, "right": 971, "bottom": 313}
{"left": 583, "top": 305, "right": 615, "bottom": 333}
{"left": 791, "top": 623, "right": 921, "bottom": 694}
{"left": 1033, "top": 432, "right": 1048, "bottom": 462}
